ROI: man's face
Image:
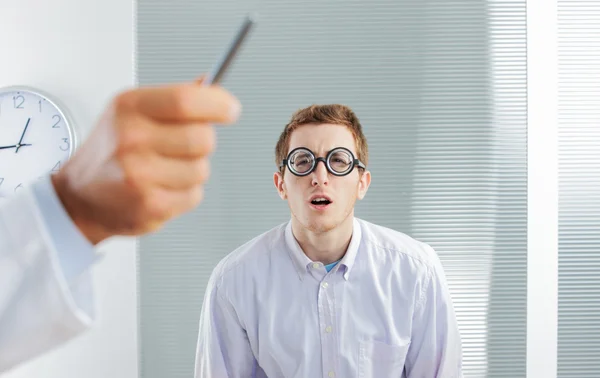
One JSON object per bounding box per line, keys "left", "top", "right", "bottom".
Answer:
{"left": 274, "top": 123, "right": 371, "bottom": 233}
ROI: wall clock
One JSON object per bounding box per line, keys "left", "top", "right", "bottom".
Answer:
{"left": 0, "top": 85, "right": 78, "bottom": 200}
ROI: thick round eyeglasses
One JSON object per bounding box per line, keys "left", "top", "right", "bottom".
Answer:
{"left": 280, "top": 147, "right": 366, "bottom": 177}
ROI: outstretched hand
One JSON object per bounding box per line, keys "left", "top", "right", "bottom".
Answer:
{"left": 52, "top": 77, "right": 241, "bottom": 244}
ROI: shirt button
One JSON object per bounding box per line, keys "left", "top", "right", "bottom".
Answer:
{"left": 312, "top": 263, "right": 320, "bottom": 269}
{"left": 321, "top": 282, "right": 329, "bottom": 289}
{"left": 325, "top": 326, "right": 332, "bottom": 333}
{"left": 328, "top": 371, "right": 335, "bottom": 377}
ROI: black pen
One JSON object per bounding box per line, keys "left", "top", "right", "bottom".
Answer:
{"left": 203, "top": 13, "right": 258, "bottom": 86}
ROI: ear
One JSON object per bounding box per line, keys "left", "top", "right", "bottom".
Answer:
{"left": 274, "top": 171, "right": 287, "bottom": 200}
{"left": 356, "top": 170, "right": 371, "bottom": 200}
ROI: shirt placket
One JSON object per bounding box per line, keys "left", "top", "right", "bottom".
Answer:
{"left": 315, "top": 267, "right": 339, "bottom": 378}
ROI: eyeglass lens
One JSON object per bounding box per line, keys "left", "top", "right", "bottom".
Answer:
{"left": 288, "top": 148, "right": 353, "bottom": 175}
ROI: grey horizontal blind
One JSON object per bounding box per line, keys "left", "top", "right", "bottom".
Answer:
{"left": 558, "top": 1, "right": 600, "bottom": 377}
{"left": 136, "top": 1, "right": 527, "bottom": 377}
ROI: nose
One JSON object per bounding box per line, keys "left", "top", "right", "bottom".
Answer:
{"left": 311, "top": 159, "right": 329, "bottom": 187}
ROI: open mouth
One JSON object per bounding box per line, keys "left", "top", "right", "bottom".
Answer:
{"left": 309, "top": 196, "right": 333, "bottom": 209}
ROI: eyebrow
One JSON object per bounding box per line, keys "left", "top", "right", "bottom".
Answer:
{"left": 290, "top": 146, "right": 356, "bottom": 154}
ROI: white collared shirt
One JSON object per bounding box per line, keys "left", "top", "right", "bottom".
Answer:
{"left": 195, "top": 217, "right": 463, "bottom": 378}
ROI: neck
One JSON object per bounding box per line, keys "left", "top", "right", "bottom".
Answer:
{"left": 291, "top": 214, "right": 355, "bottom": 265}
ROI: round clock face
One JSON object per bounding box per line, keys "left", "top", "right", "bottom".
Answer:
{"left": 0, "top": 86, "right": 77, "bottom": 200}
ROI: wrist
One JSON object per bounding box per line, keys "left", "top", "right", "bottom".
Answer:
{"left": 50, "top": 172, "right": 110, "bottom": 245}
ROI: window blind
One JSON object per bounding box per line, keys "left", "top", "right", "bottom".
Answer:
{"left": 557, "top": 1, "right": 600, "bottom": 377}
{"left": 136, "top": 1, "right": 527, "bottom": 377}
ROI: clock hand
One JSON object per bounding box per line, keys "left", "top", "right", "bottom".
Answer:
{"left": 14, "top": 143, "right": 32, "bottom": 153}
{"left": 18, "top": 118, "right": 31, "bottom": 145}
{"left": 15, "top": 118, "right": 31, "bottom": 153}
{"left": 0, "top": 143, "right": 31, "bottom": 152}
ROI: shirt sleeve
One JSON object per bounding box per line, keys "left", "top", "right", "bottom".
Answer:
{"left": 30, "top": 174, "right": 100, "bottom": 282}
{"left": 405, "top": 248, "right": 464, "bottom": 378}
{"left": 0, "top": 174, "right": 98, "bottom": 373}
{"left": 194, "top": 274, "right": 257, "bottom": 378}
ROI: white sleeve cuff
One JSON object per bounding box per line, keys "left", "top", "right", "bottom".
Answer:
{"left": 30, "top": 174, "right": 101, "bottom": 282}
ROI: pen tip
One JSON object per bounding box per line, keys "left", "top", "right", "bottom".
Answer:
{"left": 247, "top": 12, "right": 259, "bottom": 23}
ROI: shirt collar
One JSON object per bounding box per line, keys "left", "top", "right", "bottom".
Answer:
{"left": 284, "top": 217, "right": 362, "bottom": 281}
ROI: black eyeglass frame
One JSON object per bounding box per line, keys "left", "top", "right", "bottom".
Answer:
{"left": 279, "top": 146, "right": 366, "bottom": 177}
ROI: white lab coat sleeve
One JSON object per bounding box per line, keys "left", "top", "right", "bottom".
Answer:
{"left": 194, "top": 271, "right": 256, "bottom": 378}
{"left": 0, "top": 175, "right": 99, "bottom": 374}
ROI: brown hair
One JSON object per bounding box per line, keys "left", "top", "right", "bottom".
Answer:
{"left": 274, "top": 104, "right": 369, "bottom": 172}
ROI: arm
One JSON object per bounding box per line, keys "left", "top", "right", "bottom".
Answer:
{"left": 194, "top": 276, "right": 256, "bottom": 378}
{"left": 0, "top": 78, "right": 241, "bottom": 375}
{"left": 0, "top": 175, "right": 98, "bottom": 374}
{"left": 405, "top": 254, "right": 463, "bottom": 378}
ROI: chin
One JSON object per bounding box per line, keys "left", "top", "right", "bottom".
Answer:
{"left": 302, "top": 215, "right": 340, "bottom": 234}
{"left": 306, "top": 222, "right": 336, "bottom": 234}
{"left": 290, "top": 202, "right": 354, "bottom": 234}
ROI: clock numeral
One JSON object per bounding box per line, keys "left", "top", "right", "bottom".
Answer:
{"left": 59, "top": 138, "right": 70, "bottom": 151}
{"left": 52, "top": 114, "right": 61, "bottom": 128}
{"left": 52, "top": 161, "right": 61, "bottom": 172}
{"left": 39, "top": 100, "right": 42, "bottom": 112}
{"left": 0, "top": 178, "right": 4, "bottom": 187}
{"left": 14, "top": 183, "right": 23, "bottom": 192}
{"left": 13, "top": 95, "right": 24, "bottom": 109}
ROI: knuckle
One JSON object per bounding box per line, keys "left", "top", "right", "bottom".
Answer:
{"left": 224, "top": 100, "right": 242, "bottom": 124}
{"left": 196, "top": 186, "right": 205, "bottom": 204}
{"left": 143, "top": 190, "right": 169, "bottom": 220}
{"left": 192, "top": 159, "right": 210, "bottom": 184}
{"left": 200, "top": 126, "right": 217, "bottom": 155}
{"left": 190, "top": 186, "right": 205, "bottom": 207}
{"left": 212, "top": 87, "right": 241, "bottom": 123}
{"left": 181, "top": 127, "right": 199, "bottom": 154}
{"left": 121, "top": 155, "right": 148, "bottom": 187}
{"left": 172, "top": 86, "right": 196, "bottom": 118}
{"left": 117, "top": 120, "right": 148, "bottom": 152}
{"left": 183, "top": 125, "right": 215, "bottom": 157}
{"left": 112, "top": 90, "right": 137, "bottom": 114}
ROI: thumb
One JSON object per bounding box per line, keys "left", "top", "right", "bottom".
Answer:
{"left": 195, "top": 75, "right": 207, "bottom": 85}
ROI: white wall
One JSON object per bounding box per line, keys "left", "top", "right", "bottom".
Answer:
{"left": 526, "top": 0, "right": 558, "bottom": 377}
{"left": 0, "top": 1, "right": 138, "bottom": 377}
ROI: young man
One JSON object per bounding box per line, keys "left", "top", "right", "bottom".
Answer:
{"left": 195, "top": 104, "right": 463, "bottom": 378}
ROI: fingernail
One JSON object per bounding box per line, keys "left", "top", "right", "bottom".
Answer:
{"left": 230, "top": 99, "right": 242, "bottom": 120}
